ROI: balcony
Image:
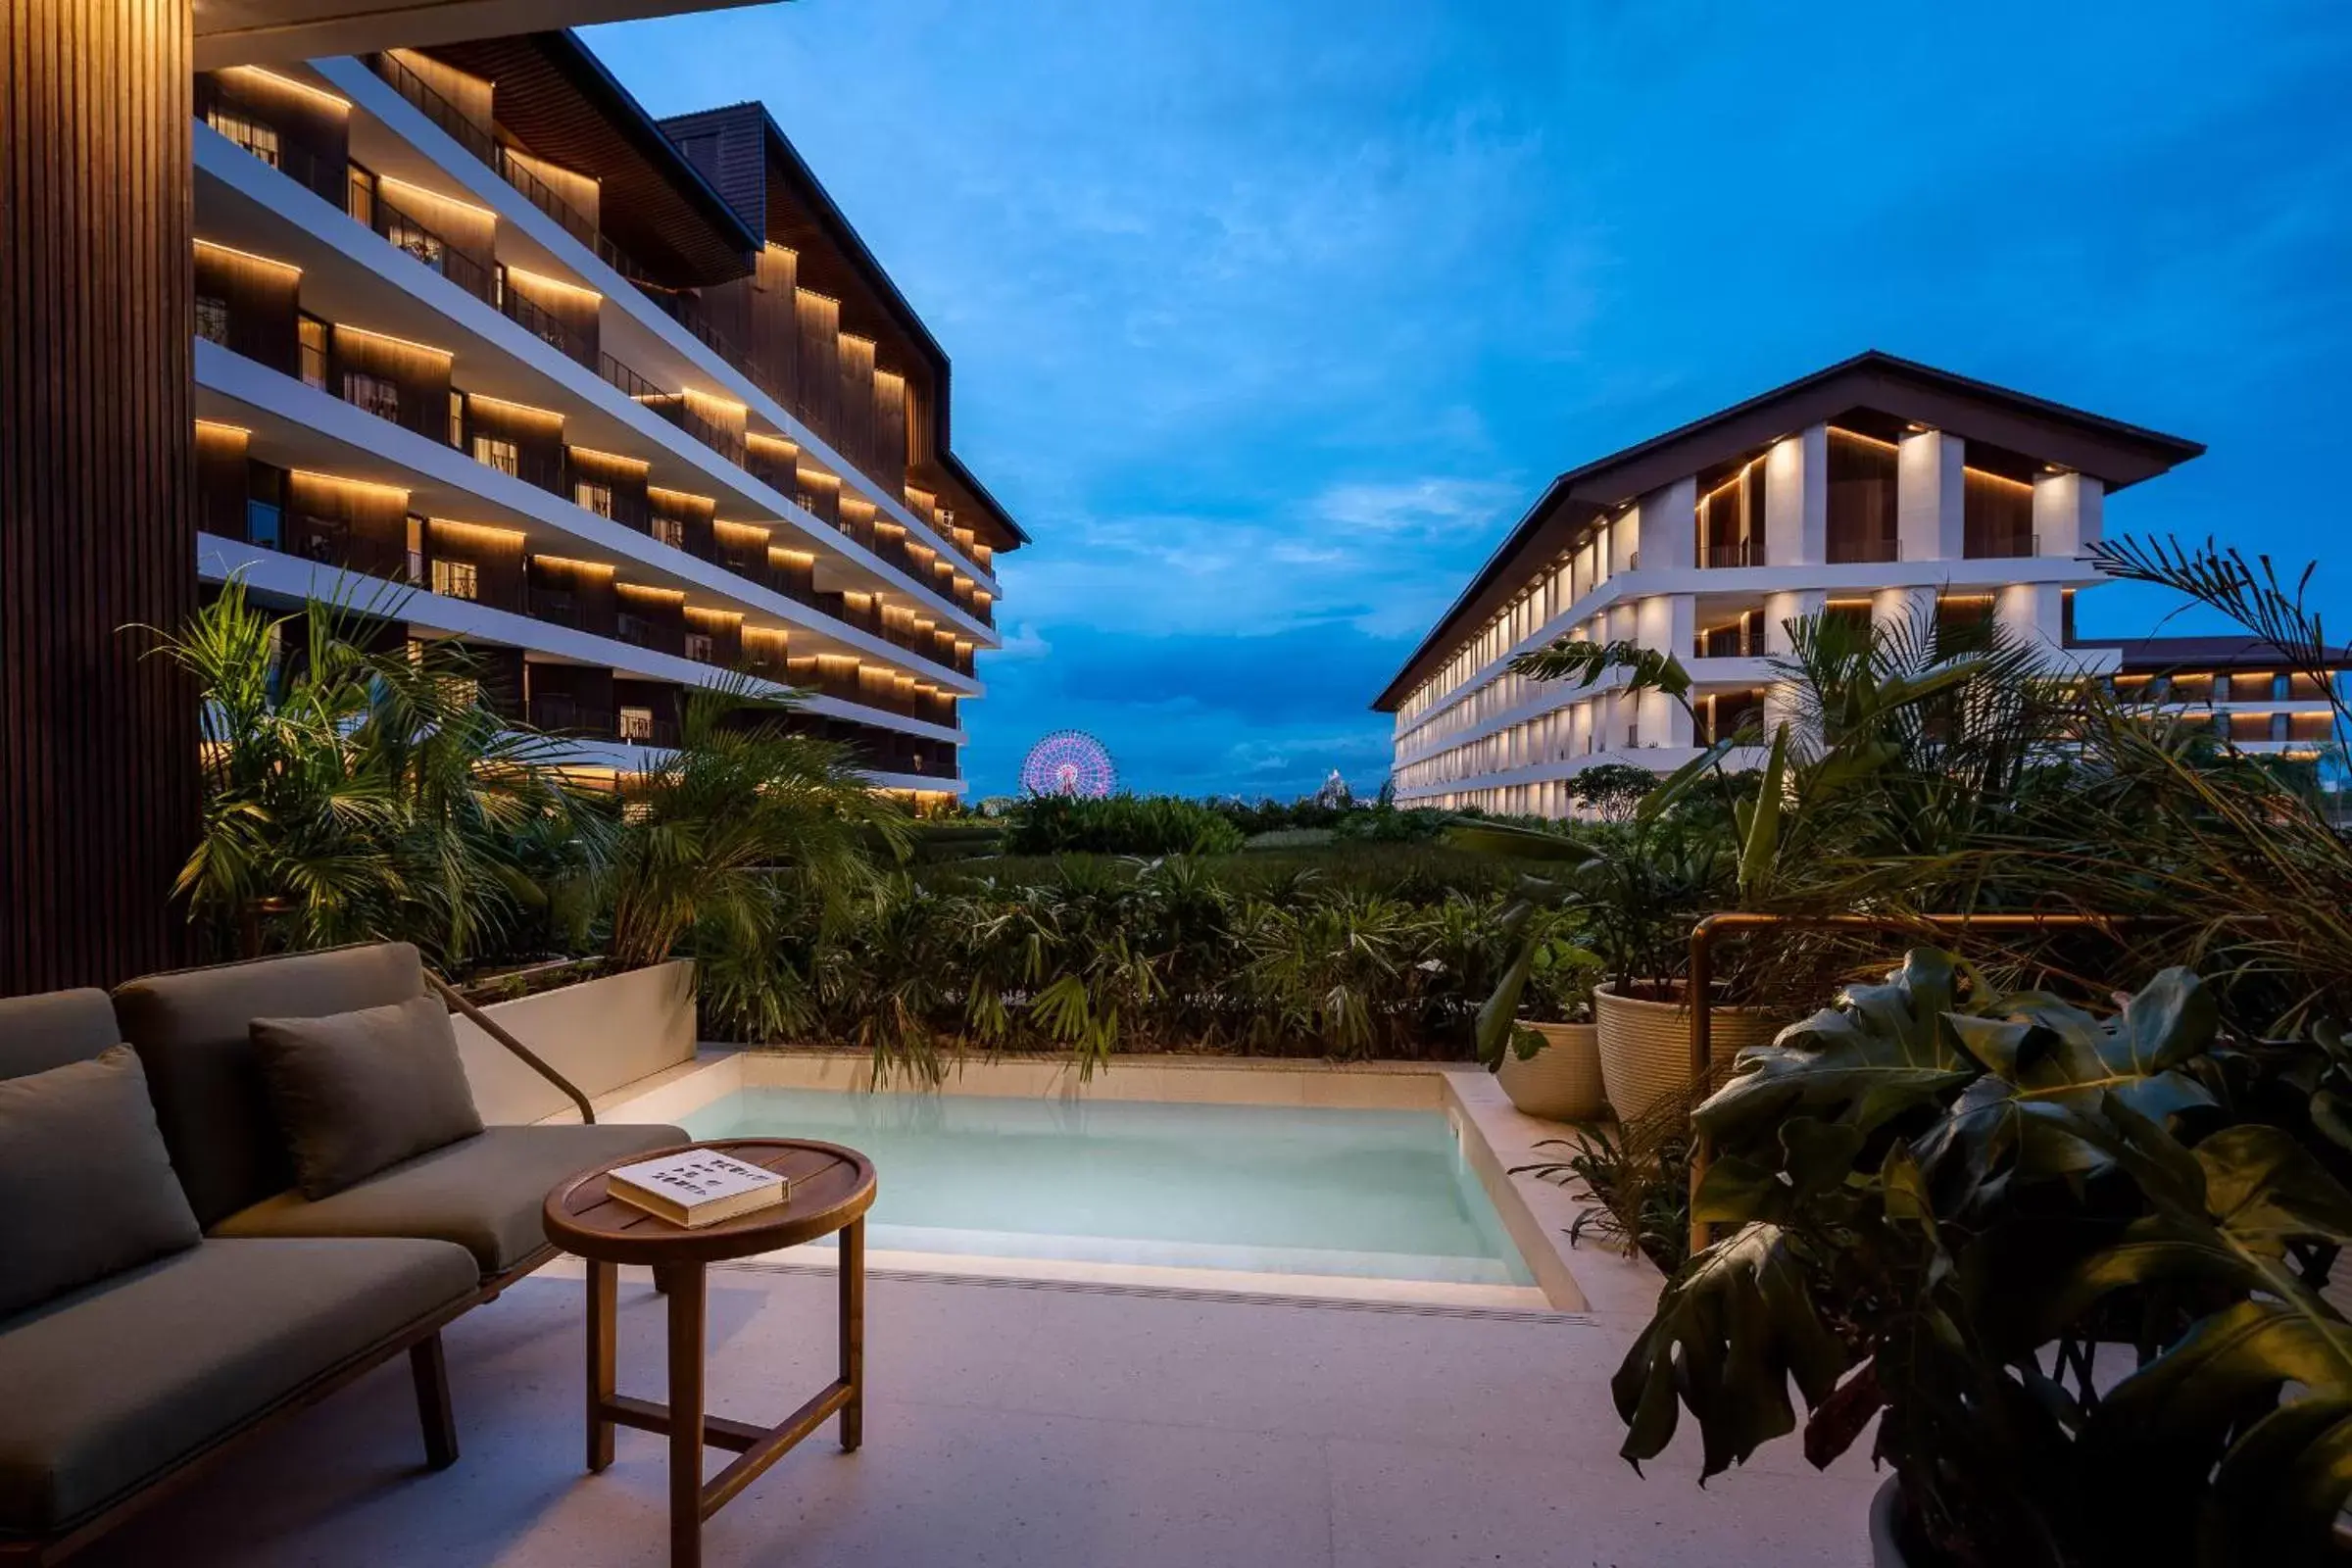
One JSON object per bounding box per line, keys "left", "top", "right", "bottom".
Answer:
{"left": 1700, "top": 538, "right": 1764, "bottom": 569}
{"left": 368, "top": 188, "right": 494, "bottom": 305}
{"left": 501, "top": 288, "right": 596, "bottom": 369}
{"left": 525, "top": 694, "right": 613, "bottom": 739}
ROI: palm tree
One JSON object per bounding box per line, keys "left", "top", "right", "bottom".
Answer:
{"left": 150, "top": 575, "right": 605, "bottom": 964}
{"left": 605, "top": 681, "right": 911, "bottom": 1039}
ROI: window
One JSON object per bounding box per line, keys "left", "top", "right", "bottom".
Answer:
{"left": 431, "top": 559, "right": 478, "bottom": 601}
{"left": 207, "top": 110, "right": 279, "bottom": 168}
{"left": 684, "top": 632, "right": 715, "bottom": 663}
{"left": 345, "top": 164, "right": 376, "bottom": 228}
{"left": 449, "top": 392, "right": 466, "bottom": 449}
{"left": 195, "top": 295, "right": 229, "bottom": 347}
{"left": 471, "top": 436, "right": 518, "bottom": 477}
{"left": 343, "top": 370, "right": 400, "bottom": 421}
{"left": 651, "top": 514, "right": 685, "bottom": 549}
{"left": 384, "top": 219, "right": 446, "bottom": 273}
{"left": 406, "top": 516, "right": 426, "bottom": 585}
{"left": 574, "top": 481, "right": 614, "bottom": 518}
{"left": 618, "top": 707, "right": 656, "bottom": 742}
{"left": 244, "top": 500, "right": 281, "bottom": 550}
{"left": 299, "top": 316, "right": 329, "bottom": 389}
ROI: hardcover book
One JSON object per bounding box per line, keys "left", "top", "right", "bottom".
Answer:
{"left": 606, "top": 1150, "right": 791, "bottom": 1228}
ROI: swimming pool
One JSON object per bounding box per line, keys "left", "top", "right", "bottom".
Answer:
{"left": 677, "top": 1086, "right": 1534, "bottom": 1288}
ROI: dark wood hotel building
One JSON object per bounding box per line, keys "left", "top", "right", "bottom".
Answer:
{"left": 190, "top": 29, "right": 1021, "bottom": 795}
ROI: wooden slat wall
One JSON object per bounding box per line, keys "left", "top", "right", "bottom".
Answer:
{"left": 1, "top": 0, "right": 197, "bottom": 993}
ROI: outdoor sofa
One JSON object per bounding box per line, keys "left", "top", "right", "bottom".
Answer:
{"left": 0, "top": 943, "right": 684, "bottom": 1565}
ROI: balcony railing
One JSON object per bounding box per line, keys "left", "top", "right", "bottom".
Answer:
{"left": 1702, "top": 539, "right": 1764, "bottom": 569}
{"left": 370, "top": 188, "right": 495, "bottom": 304}
{"left": 196, "top": 75, "right": 343, "bottom": 208}
{"left": 1828, "top": 534, "right": 1900, "bottom": 565}
{"left": 501, "top": 288, "right": 595, "bottom": 368}
{"left": 1968, "top": 531, "right": 2039, "bottom": 560}
{"left": 527, "top": 695, "right": 613, "bottom": 739}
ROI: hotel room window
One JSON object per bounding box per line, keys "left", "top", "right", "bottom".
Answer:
{"left": 472, "top": 436, "right": 519, "bottom": 477}
{"left": 343, "top": 370, "right": 399, "bottom": 422}
{"left": 575, "top": 481, "right": 614, "bottom": 518}
{"left": 431, "top": 559, "right": 478, "bottom": 601}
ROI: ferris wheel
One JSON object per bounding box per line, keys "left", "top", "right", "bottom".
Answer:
{"left": 1019, "top": 729, "right": 1117, "bottom": 798}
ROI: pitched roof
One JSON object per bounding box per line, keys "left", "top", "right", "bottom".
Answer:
{"left": 1370, "top": 351, "right": 2206, "bottom": 711}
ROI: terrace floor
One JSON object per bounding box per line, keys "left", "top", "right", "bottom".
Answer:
{"left": 75, "top": 1254, "right": 1882, "bottom": 1567}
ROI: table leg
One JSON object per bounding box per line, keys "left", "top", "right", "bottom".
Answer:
{"left": 662, "top": 1262, "right": 708, "bottom": 1568}
{"left": 586, "top": 1259, "right": 616, "bottom": 1473}
{"left": 839, "top": 1218, "right": 864, "bottom": 1450}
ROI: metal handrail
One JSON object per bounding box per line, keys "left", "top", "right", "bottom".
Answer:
{"left": 1684, "top": 910, "right": 2151, "bottom": 1256}
{"left": 425, "top": 968, "right": 597, "bottom": 1124}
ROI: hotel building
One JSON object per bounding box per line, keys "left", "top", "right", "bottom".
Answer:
{"left": 1372, "top": 353, "right": 2257, "bottom": 815}
{"left": 190, "top": 31, "right": 1021, "bottom": 801}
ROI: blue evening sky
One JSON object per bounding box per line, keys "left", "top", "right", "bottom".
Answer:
{"left": 587, "top": 0, "right": 2352, "bottom": 801}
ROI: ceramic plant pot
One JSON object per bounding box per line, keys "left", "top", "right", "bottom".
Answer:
{"left": 1494, "top": 1019, "right": 1606, "bottom": 1121}
{"left": 1592, "top": 981, "right": 1785, "bottom": 1126}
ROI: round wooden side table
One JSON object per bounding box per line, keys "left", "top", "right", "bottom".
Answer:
{"left": 545, "top": 1138, "right": 878, "bottom": 1568}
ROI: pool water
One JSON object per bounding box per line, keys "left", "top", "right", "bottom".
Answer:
{"left": 678, "top": 1087, "right": 1533, "bottom": 1288}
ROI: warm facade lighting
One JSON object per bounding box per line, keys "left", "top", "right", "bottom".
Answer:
{"left": 566, "top": 446, "right": 650, "bottom": 474}
{"left": 332, "top": 322, "right": 455, "bottom": 362}
{"left": 289, "top": 469, "right": 410, "bottom": 503}
{"left": 647, "top": 486, "right": 716, "bottom": 514}
{"left": 193, "top": 238, "right": 301, "bottom": 275}
{"left": 464, "top": 393, "right": 564, "bottom": 428}
{"left": 375, "top": 175, "right": 497, "bottom": 223}
{"left": 615, "top": 583, "right": 688, "bottom": 603}
{"left": 503, "top": 265, "right": 602, "bottom": 304}
{"left": 713, "top": 521, "right": 771, "bottom": 544}
{"left": 529, "top": 554, "right": 617, "bottom": 575}
{"left": 1965, "top": 466, "right": 2036, "bottom": 492}
{"left": 194, "top": 418, "right": 251, "bottom": 439}
{"left": 218, "top": 65, "right": 350, "bottom": 113}
{"left": 427, "top": 517, "right": 527, "bottom": 546}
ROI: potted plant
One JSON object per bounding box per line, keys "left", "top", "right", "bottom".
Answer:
{"left": 1493, "top": 925, "right": 1606, "bottom": 1120}
{"left": 1614, "top": 947, "right": 2352, "bottom": 1568}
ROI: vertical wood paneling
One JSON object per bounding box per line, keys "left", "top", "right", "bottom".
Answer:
{"left": 0, "top": 0, "right": 195, "bottom": 993}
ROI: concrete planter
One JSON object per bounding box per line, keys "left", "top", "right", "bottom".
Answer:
{"left": 453, "top": 958, "right": 696, "bottom": 1123}
{"left": 1869, "top": 1476, "right": 1913, "bottom": 1568}
{"left": 1494, "top": 1019, "right": 1606, "bottom": 1121}
{"left": 1592, "top": 982, "right": 1785, "bottom": 1126}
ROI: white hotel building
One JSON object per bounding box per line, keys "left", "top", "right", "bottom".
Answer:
{"left": 189, "top": 32, "right": 1022, "bottom": 800}
{"left": 1375, "top": 354, "right": 2224, "bottom": 815}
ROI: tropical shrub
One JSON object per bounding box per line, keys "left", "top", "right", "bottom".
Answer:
{"left": 1616, "top": 949, "right": 2352, "bottom": 1568}
{"left": 1000, "top": 793, "right": 1247, "bottom": 857}
{"left": 605, "top": 684, "right": 910, "bottom": 1040}
{"left": 154, "top": 577, "right": 606, "bottom": 967}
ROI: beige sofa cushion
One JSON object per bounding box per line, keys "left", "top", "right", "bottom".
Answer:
{"left": 0, "top": 1236, "right": 477, "bottom": 1537}
{"left": 113, "top": 944, "right": 428, "bottom": 1228}
{"left": 251, "top": 996, "right": 485, "bottom": 1200}
{"left": 216, "top": 1122, "right": 684, "bottom": 1276}
{"left": 0, "top": 1047, "right": 201, "bottom": 1319}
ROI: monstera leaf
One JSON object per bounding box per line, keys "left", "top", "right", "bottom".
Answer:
{"left": 1612, "top": 1222, "right": 1852, "bottom": 1479}
{"left": 2037, "top": 1111, "right": 2352, "bottom": 1563}
{"left": 1695, "top": 949, "right": 1981, "bottom": 1152}
{"left": 1915, "top": 970, "right": 2222, "bottom": 1217}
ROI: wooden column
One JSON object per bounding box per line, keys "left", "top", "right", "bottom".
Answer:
{"left": 0, "top": 0, "right": 197, "bottom": 993}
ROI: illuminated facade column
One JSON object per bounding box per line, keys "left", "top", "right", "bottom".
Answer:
{"left": 1, "top": 0, "right": 198, "bottom": 992}
{"left": 2034, "top": 470, "right": 2104, "bottom": 556}
{"left": 1874, "top": 584, "right": 1940, "bottom": 646}
{"left": 1898, "top": 429, "right": 1966, "bottom": 562}
{"left": 1762, "top": 588, "right": 1827, "bottom": 741}
{"left": 1998, "top": 581, "right": 2067, "bottom": 659}
{"left": 1765, "top": 424, "right": 1828, "bottom": 566}
{"left": 1636, "top": 592, "right": 1696, "bottom": 749}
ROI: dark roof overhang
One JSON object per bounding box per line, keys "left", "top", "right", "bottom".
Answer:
{"left": 2098, "top": 635, "right": 2352, "bottom": 673}
{"left": 422, "top": 30, "right": 758, "bottom": 287}
{"left": 1370, "top": 351, "right": 2207, "bottom": 711}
